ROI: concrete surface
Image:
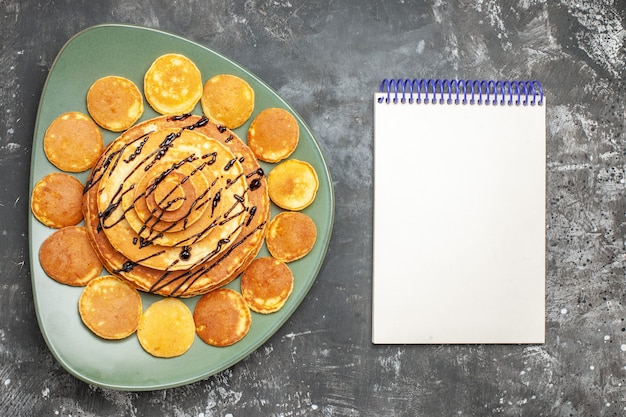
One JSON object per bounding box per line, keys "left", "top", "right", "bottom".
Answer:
{"left": 1, "top": 1, "right": 625, "bottom": 416}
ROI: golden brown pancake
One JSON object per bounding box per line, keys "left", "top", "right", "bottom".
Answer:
{"left": 267, "top": 159, "right": 319, "bottom": 210}
{"left": 82, "top": 114, "right": 269, "bottom": 297}
{"left": 240, "top": 257, "right": 293, "bottom": 314}
{"left": 247, "top": 107, "right": 299, "bottom": 163}
{"left": 193, "top": 288, "right": 251, "bottom": 346}
{"left": 130, "top": 162, "right": 208, "bottom": 233}
{"left": 137, "top": 298, "right": 196, "bottom": 358}
{"left": 201, "top": 74, "right": 254, "bottom": 129}
{"left": 87, "top": 75, "right": 144, "bottom": 132}
{"left": 266, "top": 212, "right": 317, "bottom": 262}
{"left": 39, "top": 226, "right": 103, "bottom": 286}
{"left": 31, "top": 172, "right": 84, "bottom": 228}
{"left": 78, "top": 275, "right": 142, "bottom": 340}
{"left": 102, "top": 127, "right": 247, "bottom": 270}
{"left": 144, "top": 53, "right": 203, "bottom": 115}
{"left": 43, "top": 112, "right": 104, "bottom": 172}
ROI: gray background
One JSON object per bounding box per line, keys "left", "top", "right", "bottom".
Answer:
{"left": 2, "top": 1, "right": 626, "bottom": 416}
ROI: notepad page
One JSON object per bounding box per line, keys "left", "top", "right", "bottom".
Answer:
{"left": 372, "top": 93, "right": 546, "bottom": 344}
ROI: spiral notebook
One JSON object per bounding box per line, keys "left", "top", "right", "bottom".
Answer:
{"left": 373, "top": 79, "right": 546, "bottom": 344}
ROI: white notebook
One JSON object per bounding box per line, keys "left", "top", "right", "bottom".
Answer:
{"left": 372, "top": 79, "right": 546, "bottom": 344}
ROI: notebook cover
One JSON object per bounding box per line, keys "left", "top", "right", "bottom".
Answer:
{"left": 372, "top": 82, "right": 546, "bottom": 344}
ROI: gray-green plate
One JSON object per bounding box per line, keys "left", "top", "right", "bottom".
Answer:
{"left": 29, "top": 24, "right": 334, "bottom": 391}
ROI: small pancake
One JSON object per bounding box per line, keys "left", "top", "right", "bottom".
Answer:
{"left": 31, "top": 172, "right": 84, "bottom": 228}
{"left": 87, "top": 75, "right": 144, "bottom": 132}
{"left": 201, "top": 74, "right": 254, "bottom": 129}
{"left": 43, "top": 112, "right": 104, "bottom": 172}
{"left": 137, "top": 298, "right": 196, "bottom": 358}
{"left": 247, "top": 108, "right": 298, "bottom": 163}
{"left": 194, "top": 288, "right": 251, "bottom": 346}
{"left": 78, "top": 275, "right": 142, "bottom": 340}
{"left": 266, "top": 212, "right": 317, "bottom": 262}
{"left": 267, "top": 159, "right": 319, "bottom": 210}
{"left": 240, "top": 257, "right": 293, "bottom": 314}
{"left": 39, "top": 226, "right": 103, "bottom": 286}
{"left": 144, "top": 53, "right": 203, "bottom": 115}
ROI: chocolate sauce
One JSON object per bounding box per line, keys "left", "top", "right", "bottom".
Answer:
{"left": 211, "top": 190, "right": 221, "bottom": 217}
{"left": 202, "top": 152, "right": 217, "bottom": 164}
{"left": 115, "top": 249, "right": 165, "bottom": 274}
{"left": 246, "top": 168, "right": 264, "bottom": 178}
{"left": 226, "top": 173, "right": 243, "bottom": 189}
{"left": 100, "top": 183, "right": 134, "bottom": 227}
{"left": 246, "top": 206, "right": 257, "bottom": 226}
{"left": 124, "top": 134, "right": 150, "bottom": 163}
{"left": 84, "top": 148, "right": 122, "bottom": 193}
{"left": 115, "top": 260, "right": 137, "bottom": 273}
{"left": 222, "top": 196, "right": 246, "bottom": 224}
{"left": 150, "top": 221, "right": 267, "bottom": 296}
{"left": 249, "top": 179, "right": 261, "bottom": 191}
{"left": 168, "top": 114, "right": 192, "bottom": 122}
{"left": 138, "top": 236, "right": 156, "bottom": 248}
{"left": 190, "top": 116, "right": 209, "bottom": 129}
{"left": 224, "top": 158, "right": 237, "bottom": 171}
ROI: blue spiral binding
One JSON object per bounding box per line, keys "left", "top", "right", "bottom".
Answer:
{"left": 378, "top": 78, "right": 544, "bottom": 106}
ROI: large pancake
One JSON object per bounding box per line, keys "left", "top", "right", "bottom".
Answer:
{"left": 97, "top": 126, "right": 248, "bottom": 270}
{"left": 83, "top": 114, "right": 269, "bottom": 297}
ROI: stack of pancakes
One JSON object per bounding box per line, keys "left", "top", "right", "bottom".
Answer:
{"left": 83, "top": 114, "right": 269, "bottom": 297}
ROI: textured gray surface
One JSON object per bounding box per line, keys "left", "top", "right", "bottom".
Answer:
{"left": 1, "top": 1, "right": 626, "bottom": 416}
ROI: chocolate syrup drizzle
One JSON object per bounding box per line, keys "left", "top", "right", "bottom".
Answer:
{"left": 87, "top": 115, "right": 267, "bottom": 296}
{"left": 150, "top": 221, "right": 267, "bottom": 296}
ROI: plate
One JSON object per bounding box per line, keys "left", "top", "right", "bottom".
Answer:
{"left": 29, "top": 24, "right": 334, "bottom": 391}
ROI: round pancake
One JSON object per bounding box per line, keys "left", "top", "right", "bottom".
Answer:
{"left": 267, "top": 159, "right": 319, "bottom": 210}
{"left": 247, "top": 107, "right": 298, "bottom": 163}
{"left": 83, "top": 114, "right": 269, "bottom": 297}
{"left": 266, "top": 211, "right": 317, "bottom": 262}
{"left": 131, "top": 162, "right": 208, "bottom": 233}
{"left": 144, "top": 53, "right": 203, "bottom": 115}
{"left": 78, "top": 275, "right": 142, "bottom": 340}
{"left": 87, "top": 75, "right": 144, "bottom": 132}
{"left": 201, "top": 74, "right": 254, "bottom": 129}
{"left": 96, "top": 127, "right": 247, "bottom": 271}
{"left": 112, "top": 129, "right": 247, "bottom": 257}
{"left": 39, "top": 226, "right": 103, "bottom": 286}
{"left": 31, "top": 172, "right": 84, "bottom": 228}
{"left": 137, "top": 298, "right": 196, "bottom": 358}
{"left": 240, "top": 257, "right": 293, "bottom": 314}
{"left": 43, "top": 112, "right": 104, "bottom": 172}
{"left": 193, "top": 288, "right": 251, "bottom": 346}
